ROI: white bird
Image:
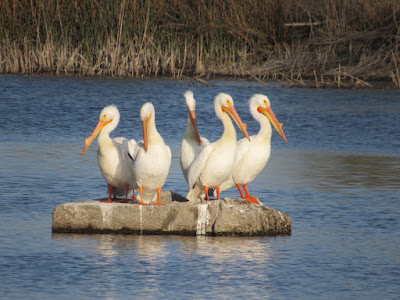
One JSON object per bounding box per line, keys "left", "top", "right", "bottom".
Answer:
{"left": 81, "top": 105, "right": 137, "bottom": 203}
{"left": 186, "top": 93, "right": 251, "bottom": 202}
{"left": 219, "top": 94, "right": 287, "bottom": 204}
{"left": 133, "top": 102, "right": 171, "bottom": 205}
{"left": 180, "top": 90, "right": 210, "bottom": 188}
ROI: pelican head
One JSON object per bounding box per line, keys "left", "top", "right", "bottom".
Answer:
{"left": 184, "top": 90, "right": 202, "bottom": 146}
{"left": 184, "top": 90, "right": 196, "bottom": 111}
{"left": 249, "top": 94, "right": 287, "bottom": 142}
{"left": 140, "top": 102, "right": 155, "bottom": 152}
{"left": 81, "top": 105, "right": 120, "bottom": 155}
{"left": 214, "top": 93, "right": 251, "bottom": 141}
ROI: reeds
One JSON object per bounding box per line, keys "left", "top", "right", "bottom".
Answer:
{"left": 0, "top": 0, "right": 399, "bottom": 87}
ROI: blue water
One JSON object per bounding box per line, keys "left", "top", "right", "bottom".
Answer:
{"left": 0, "top": 75, "right": 399, "bottom": 299}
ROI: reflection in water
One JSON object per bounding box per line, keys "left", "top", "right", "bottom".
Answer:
{"left": 255, "top": 150, "right": 400, "bottom": 193}
{"left": 52, "top": 234, "right": 271, "bottom": 265}
{"left": 52, "top": 233, "right": 273, "bottom": 298}
{"left": 304, "top": 152, "right": 400, "bottom": 191}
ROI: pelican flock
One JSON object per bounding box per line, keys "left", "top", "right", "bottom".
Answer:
{"left": 82, "top": 92, "right": 286, "bottom": 206}
{"left": 81, "top": 105, "right": 137, "bottom": 202}
{"left": 219, "top": 94, "right": 287, "bottom": 204}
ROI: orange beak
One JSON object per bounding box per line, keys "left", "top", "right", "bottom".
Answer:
{"left": 81, "top": 116, "right": 111, "bottom": 155}
{"left": 257, "top": 106, "right": 287, "bottom": 142}
{"left": 143, "top": 117, "right": 149, "bottom": 152}
{"left": 189, "top": 110, "right": 202, "bottom": 146}
{"left": 222, "top": 103, "right": 251, "bottom": 141}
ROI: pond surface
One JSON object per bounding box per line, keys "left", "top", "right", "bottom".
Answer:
{"left": 0, "top": 75, "right": 399, "bottom": 299}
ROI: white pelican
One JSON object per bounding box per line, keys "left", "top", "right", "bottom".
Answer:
{"left": 180, "top": 90, "right": 210, "bottom": 188}
{"left": 81, "top": 105, "right": 137, "bottom": 202}
{"left": 219, "top": 94, "right": 287, "bottom": 204}
{"left": 186, "top": 93, "right": 250, "bottom": 202}
{"left": 133, "top": 102, "right": 171, "bottom": 205}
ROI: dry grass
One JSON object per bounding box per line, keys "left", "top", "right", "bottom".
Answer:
{"left": 0, "top": 0, "right": 399, "bottom": 87}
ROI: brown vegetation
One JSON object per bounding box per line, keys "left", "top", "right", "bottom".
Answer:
{"left": 0, "top": 0, "right": 399, "bottom": 87}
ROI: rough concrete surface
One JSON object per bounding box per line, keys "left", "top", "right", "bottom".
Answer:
{"left": 52, "top": 191, "right": 291, "bottom": 236}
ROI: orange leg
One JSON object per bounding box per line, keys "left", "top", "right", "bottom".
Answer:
{"left": 139, "top": 186, "right": 147, "bottom": 205}
{"left": 125, "top": 184, "right": 129, "bottom": 199}
{"left": 204, "top": 186, "right": 210, "bottom": 202}
{"left": 204, "top": 186, "right": 220, "bottom": 201}
{"left": 101, "top": 184, "right": 114, "bottom": 202}
{"left": 236, "top": 184, "right": 245, "bottom": 198}
{"left": 152, "top": 187, "right": 166, "bottom": 205}
{"left": 124, "top": 184, "right": 137, "bottom": 201}
{"left": 116, "top": 184, "right": 130, "bottom": 203}
{"left": 243, "top": 184, "right": 260, "bottom": 204}
{"left": 130, "top": 190, "right": 137, "bottom": 201}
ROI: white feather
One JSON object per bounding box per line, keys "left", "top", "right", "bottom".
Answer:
{"left": 180, "top": 90, "right": 210, "bottom": 188}
{"left": 133, "top": 102, "right": 171, "bottom": 204}
{"left": 185, "top": 93, "right": 249, "bottom": 201}
{"left": 82, "top": 105, "right": 137, "bottom": 200}
{"left": 219, "top": 94, "right": 286, "bottom": 197}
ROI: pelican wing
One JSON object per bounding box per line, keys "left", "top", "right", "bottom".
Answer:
{"left": 132, "top": 140, "right": 144, "bottom": 159}
{"left": 234, "top": 137, "right": 251, "bottom": 168}
{"left": 113, "top": 136, "right": 128, "bottom": 145}
{"left": 219, "top": 136, "right": 251, "bottom": 192}
{"left": 113, "top": 137, "right": 137, "bottom": 161}
{"left": 187, "top": 143, "right": 214, "bottom": 190}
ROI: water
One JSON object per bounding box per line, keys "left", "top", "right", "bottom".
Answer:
{"left": 0, "top": 75, "right": 399, "bottom": 299}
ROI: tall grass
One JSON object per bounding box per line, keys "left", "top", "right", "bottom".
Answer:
{"left": 0, "top": 0, "right": 399, "bottom": 87}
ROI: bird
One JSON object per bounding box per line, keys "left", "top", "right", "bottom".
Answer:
{"left": 81, "top": 105, "right": 137, "bottom": 203}
{"left": 186, "top": 93, "right": 251, "bottom": 202}
{"left": 180, "top": 90, "right": 210, "bottom": 189}
{"left": 133, "top": 102, "right": 171, "bottom": 205}
{"left": 219, "top": 94, "right": 287, "bottom": 204}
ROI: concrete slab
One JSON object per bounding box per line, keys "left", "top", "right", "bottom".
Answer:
{"left": 52, "top": 191, "right": 291, "bottom": 236}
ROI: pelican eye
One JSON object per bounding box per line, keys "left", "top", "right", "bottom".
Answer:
{"left": 226, "top": 100, "right": 232, "bottom": 107}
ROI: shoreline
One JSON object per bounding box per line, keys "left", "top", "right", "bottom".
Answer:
{"left": 1, "top": 72, "right": 397, "bottom": 89}
{"left": 1, "top": 0, "right": 398, "bottom": 89}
